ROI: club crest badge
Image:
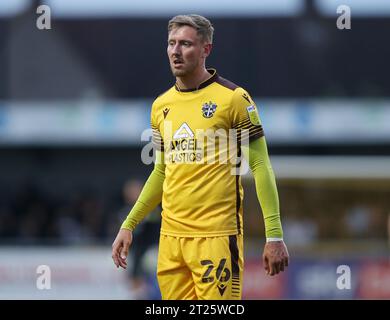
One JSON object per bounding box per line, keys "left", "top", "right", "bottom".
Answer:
{"left": 202, "top": 101, "right": 217, "bottom": 118}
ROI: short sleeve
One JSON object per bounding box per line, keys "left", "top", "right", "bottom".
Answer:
{"left": 230, "top": 87, "right": 264, "bottom": 143}
{"left": 151, "top": 102, "right": 164, "bottom": 151}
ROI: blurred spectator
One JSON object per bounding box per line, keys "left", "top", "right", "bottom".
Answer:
{"left": 77, "top": 194, "right": 105, "bottom": 241}
{"left": 283, "top": 212, "right": 318, "bottom": 247}
{"left": 117, "top": 179, "right": 161, "bottom": 299}
{"left": 344, "top": 205, "right": 371, "bottom": 238}
{"left": 1, "top": 179, "right": 388, "bottom": 252}
{"left": 56, "top": 205, "right": 83, "bottom": 244}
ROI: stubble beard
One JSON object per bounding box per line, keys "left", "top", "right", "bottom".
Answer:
{"left": 170, "top": 60, "right": 198, "bottom": 78}
{"left": 171, "top": 68, "right": 187, "bottom": 77}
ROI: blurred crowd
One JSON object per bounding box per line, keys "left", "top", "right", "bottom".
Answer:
{"left": 244, "top": 181, "right": 389, "bottom": 246}
{"left": 0, "top": 179, "right": 388, "bottom": 246}
{"left": 0, "top": 179, "right": 159, "bottom": 245}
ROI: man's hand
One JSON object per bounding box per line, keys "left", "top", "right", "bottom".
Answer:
{"left": 262, "top": 240, "right": 289, "bottom": 276}
{"left": 112, "top": 228, "right": 133, "bottom": 269}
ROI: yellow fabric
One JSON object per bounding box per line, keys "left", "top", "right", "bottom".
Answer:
{"left": 157, "top": 234, "right": 243, "bottom": 300}
{"left": 242, "top": 137, "right": 283, "bottom": 238}
{"left": 122, "top": 69, "right": 283, "bottom": 239}
{"left": 151, "top": 69, "right": 263, "bottom": 237}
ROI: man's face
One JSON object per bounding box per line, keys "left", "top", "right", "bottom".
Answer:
{"left": 167, "top": 26, "right": 209, "bottom": 77}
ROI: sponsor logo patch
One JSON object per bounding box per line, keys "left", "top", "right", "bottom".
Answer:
{"left": 246, "top": 105, "right": 260, "bottom": 126}
{"left": 173, "top": 122, "right": 194, "bottom": 139}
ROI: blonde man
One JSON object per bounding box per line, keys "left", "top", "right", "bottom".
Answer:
{"left": 112, "top": 14, "right": 289, "bottom": 300}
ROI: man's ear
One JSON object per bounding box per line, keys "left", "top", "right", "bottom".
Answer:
{"left": 203, "top": 43, "right": 212, "bottom": 58}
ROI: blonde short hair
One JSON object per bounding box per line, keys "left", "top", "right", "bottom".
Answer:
{"left": 168, "top": 14, "right": 214, "bottom": 44}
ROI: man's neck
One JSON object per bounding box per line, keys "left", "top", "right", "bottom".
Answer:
{"left": 176, "top": 68, "right": 211, "bottom": 90}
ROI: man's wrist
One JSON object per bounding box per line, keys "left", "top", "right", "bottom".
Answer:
{"left": 266, "top": 237, "right": 283, "bottom": 242}
{"left": 120, "top": 221, "right": 135, "bottom": 232}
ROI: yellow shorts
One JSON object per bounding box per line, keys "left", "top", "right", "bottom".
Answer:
{"left": 157, "top": 234, "right": 243, "bottom": 300}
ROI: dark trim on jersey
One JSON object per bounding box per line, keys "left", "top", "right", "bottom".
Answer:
{"left": 174, "top": 68, "right": 218, "bottom": 92}
{"left": 233, "top": 118, "right": 256, "bottom": 129}
{"left": 248, "top": 129, "right": 264, "bottom": 143}
{"left": 151, "top": 127, "right": 164, "bottom": 151}
{"left": 235, "top": 144, "right": 242, "bottom": 235}
{"left": 235, "top": 129, "right": 264, "bottom": 147}
{"left": 235, "top": 174, "right": 241, "bottom": 234}
{"left": 229, "top": 235, "right": 240, "bottom": 298}
{"left": 216, "top": 75, "right": 239, "bottom": 91}
{"left": 152, "top": 143, "right": 164, "bottom": 152}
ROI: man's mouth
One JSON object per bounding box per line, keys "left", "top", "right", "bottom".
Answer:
{"left": 173, "top": 59, "right": 184, "bottom": 66}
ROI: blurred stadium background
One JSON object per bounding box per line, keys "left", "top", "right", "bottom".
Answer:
{"left": 0, "top": 0, "right": 389, "bottom": 299}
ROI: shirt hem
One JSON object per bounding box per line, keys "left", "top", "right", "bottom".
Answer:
{"left": 160, "top": 228, "right": 242, "bottom": 238}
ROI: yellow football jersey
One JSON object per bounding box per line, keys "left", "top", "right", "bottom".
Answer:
{"left": 151, "top": 69, "right": 264, "bottom": 237}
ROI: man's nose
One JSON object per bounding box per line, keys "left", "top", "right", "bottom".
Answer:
{"left": 171, "top": 43, "right": 181, "bottom": 55}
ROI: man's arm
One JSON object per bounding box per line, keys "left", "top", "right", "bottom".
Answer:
{"left": 241, "top": 137, "right": 289, "bottom": 276}
{"left": 112, "top": 151, "right": 165, "bottom": 269}
{"left": 121, "top": 150, "right": 165, "bottom": 231}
